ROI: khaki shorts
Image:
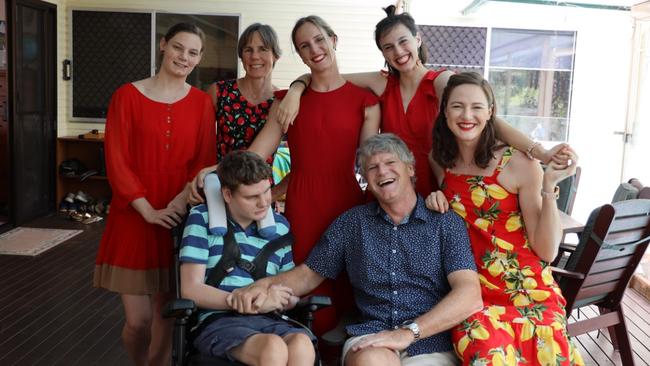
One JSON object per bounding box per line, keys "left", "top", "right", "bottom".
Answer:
{"left": 342, "top": 334, "right": 459, "bottom": 366}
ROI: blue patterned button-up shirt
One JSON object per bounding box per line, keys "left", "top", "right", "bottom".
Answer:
{"left": 305, "top": 196, "right": 476, "bottom": 356}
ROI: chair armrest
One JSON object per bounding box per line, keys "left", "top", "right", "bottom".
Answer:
{"left": 550, "top": 266, "right": 585, "bottom": 279}
{"left": 559, "top": 242, "right": 578, "bottom": 252}
{"left": 162, "top": 298, "right": 196, "bottom": 319}
{"left": 296, "top": 295, "right": 332, "bottom": 313}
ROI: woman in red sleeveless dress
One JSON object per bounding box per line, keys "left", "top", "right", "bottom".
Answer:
{"left": 245, "top": 16, "right": 380, "bottom": 335}
{"left": 426, "top": 72, "right": 583, "bottom": 365}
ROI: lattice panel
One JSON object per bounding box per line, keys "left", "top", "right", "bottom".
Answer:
{"left": 419, "top": 25, "right": 487, "bottom": 72}
{"left": 73, "top": 11, "right": 151, "bottom": 119}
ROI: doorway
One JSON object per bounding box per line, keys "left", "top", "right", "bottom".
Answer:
{"left": 5, "top": 0, "right": 56, "bottom": 228}
{"left": 622, "top": 13, "right": 650, "bottom": 185}
{"left": 0, "top": 1, "right": 8, "bottom": 228}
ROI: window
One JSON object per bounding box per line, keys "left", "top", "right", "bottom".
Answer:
{"left": 419, "top": 25, "right": 576, "bottom": 142}
{"left": 71, "top": 10, "right": 239, "bottom": 121}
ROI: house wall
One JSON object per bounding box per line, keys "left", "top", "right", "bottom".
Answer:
{"left": 411, "top": 1, "right": 635, "bottom": 222}
{"left": 54, "top": 0, "right": 637, "bottom": 222}
{"left": 56, "top": 0, "right": 387, "bottom": 136}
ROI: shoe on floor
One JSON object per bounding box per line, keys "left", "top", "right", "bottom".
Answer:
{"left": 64, "top": 192, "right": 75, "bottom": 203}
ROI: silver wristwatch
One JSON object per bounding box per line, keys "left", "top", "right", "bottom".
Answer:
{"left": 400, "top": 320, "right": 421, "bottom": 340}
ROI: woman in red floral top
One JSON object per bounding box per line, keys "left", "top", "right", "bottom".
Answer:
{"left": 426, "top": 72, "right": 583, "bottom": 365}
{"left": 189, "top": 23, "right": 285, "bottom": 205}
{"left": 206, "top": 23, "right": 280, "bottom": 164}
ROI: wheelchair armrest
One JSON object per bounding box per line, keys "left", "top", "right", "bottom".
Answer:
{"left": 296, "top": 295, "right": 332, "bottom": 313}
{"left": 162, "top": 298, "right": 197, "bottom": 319}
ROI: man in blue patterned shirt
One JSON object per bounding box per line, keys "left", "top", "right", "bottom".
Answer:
{"left": 180, "top": 151, "right": 315, "bottom": 365}
{"left": 228, "top": 134, "right": 482, "bottom": 366}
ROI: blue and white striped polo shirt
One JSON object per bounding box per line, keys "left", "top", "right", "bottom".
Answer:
{"left": 180, "top": 204, "right": 293, "bottom": 321}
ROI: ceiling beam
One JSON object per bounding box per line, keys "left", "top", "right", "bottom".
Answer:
{"left": 462, "top": 0, "right": 631, "bottom": 15}
{"left": 462, "top": 0, "right": 491, "bottom": 15}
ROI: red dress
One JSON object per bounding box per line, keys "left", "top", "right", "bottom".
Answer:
{"left": 379, "top": 70, "right": 445, "bottom": 197}
{"left": 94, "top": 83, "right": 216, "bottom": 295}
{"left": 443, "top": 147, "right": 583, "bottom": 366}
{"left": 277, "top": 82, "right": 378, "bottom": 334}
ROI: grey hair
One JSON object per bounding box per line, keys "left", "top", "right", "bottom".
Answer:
{"left": 238, "top": 23, "right": 282, "bottom": 61}
{"left": 357, "top": 133, "right": 415, "bottom": 176}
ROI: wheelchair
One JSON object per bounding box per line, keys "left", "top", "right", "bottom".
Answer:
{"left": 162, "top": 217, "right": 331, "bottom": 366}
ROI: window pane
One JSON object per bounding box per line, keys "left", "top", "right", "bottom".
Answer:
{"left": 72, "top": 11, "right": 151, "bottom": 119}
{"left": 489, "top": 69, "right": 571, "bottom": 141}
{"left": 490, "top": 28, "right": 575, "bottom": 70}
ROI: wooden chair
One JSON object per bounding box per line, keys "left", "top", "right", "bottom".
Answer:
{"left": 553, "top": 198, "right": 650, "bottom": 365}
{"left": 552, "top": 178, "right": 645, "bottom": 267}
{"left": 557, "top": 166, "right": 581, "bottom": 215}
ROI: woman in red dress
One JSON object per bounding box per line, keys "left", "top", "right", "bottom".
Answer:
{"left": 245, "top": 16, "right": 380, "bottom": 335}
{"left": 426, "top": 72, "right": 583, "bottom": 365}
{"left": 278, "top": 2, "right": 558, "bottom": 198}
{"left": 93, "top": 23, "right": 216, "bottom": 365}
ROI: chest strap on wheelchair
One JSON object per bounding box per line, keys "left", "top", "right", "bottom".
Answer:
{"left": 205, "top": 223, "right": 294, "bottom": 289}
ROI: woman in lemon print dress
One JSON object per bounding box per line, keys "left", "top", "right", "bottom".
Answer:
{"left": 426, "top": 72, "right": 583, "bottom": 366}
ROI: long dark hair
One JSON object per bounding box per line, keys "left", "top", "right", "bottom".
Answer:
{"left": 432, "top": 72, "right": 498, "bottom": 169}
{"left": 374, "top": 6, "right": 427, "bottom": 76}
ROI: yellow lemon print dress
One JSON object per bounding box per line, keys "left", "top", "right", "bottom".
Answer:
{"left": 443, "top": 147, "right": 584, "bottom": 366}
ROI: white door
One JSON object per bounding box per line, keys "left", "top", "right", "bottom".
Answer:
{"left": 621, "top": 17, "right": 650, "bottom": 185}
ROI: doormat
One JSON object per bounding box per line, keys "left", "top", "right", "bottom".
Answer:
{"left": 0, "top": 227, "right": 83, "bottom": 256}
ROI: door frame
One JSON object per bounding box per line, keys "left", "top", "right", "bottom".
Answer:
{"left": 6, "top": 0, "right": 57, "bottom": 227}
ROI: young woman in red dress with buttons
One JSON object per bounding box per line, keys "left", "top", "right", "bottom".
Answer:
{"left": 93, "top": 23, "right": 216, "bottom": 365}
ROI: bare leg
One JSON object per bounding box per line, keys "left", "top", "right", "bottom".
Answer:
{"left": 121, "top": 294, "right": 153, "bottom": 366}
{"left": 148, "top": 292, "right": 174, "bottom": 365}
{"left": 345, "top": 347, "right": 401, "bottom": 366}
{"left": 229, "top": 333, "right": 289, "bottom": 366}
{"left": 284, "top": 332, "right": 316, "bottom": 366}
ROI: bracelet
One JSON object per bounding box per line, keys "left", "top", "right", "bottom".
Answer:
{"left": 541, "top": 186, "right": 560, "bottom": 199}
{"left": 289, "top": 79, "right": 308, "bottom": 90}
{"left": 525, "top": 141, "right": 541, "bottom": 160}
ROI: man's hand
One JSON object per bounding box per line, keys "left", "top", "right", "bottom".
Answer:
{"left": 351, "top": 329, "right": 415, "bottom": 353}
{"left": 425, "top": 190, "right": 449, "bottom": 213}
{"left": 188, "top": 165, "right": 217, "bottom": 206}
{"left": 226, "top": 283, "right": 269, "bottom": 314}
{"left": 256, "top": 284, "right": 296, "bottom": 313}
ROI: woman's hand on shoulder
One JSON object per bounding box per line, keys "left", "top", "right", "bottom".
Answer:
{"left": 276, "top": 90, "right": 301, "bottom": 133}
{"left": 425, "top": 190, "right": 449, "bottom": 213}
{"left": 188, "top": 165, "right": 217, "bottom": 206}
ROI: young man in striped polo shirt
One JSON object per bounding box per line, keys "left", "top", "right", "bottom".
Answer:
{"left": 179, "top": 150, "right": 315, "bottom": 365}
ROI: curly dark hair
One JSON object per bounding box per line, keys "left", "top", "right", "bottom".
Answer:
{"left": 217, "top": 150, "right": 272, "bottom": 192}
{"left": 432, "top": 72, "right": 499, "bottom": 169}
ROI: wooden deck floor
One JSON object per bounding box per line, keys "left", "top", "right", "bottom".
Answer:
{"left": 1, "top": 213, "right": 650, "bottom": 365}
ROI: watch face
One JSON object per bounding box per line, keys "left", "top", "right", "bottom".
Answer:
{"left": 402, "top": 321, "right": 420, "bottom": 339}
